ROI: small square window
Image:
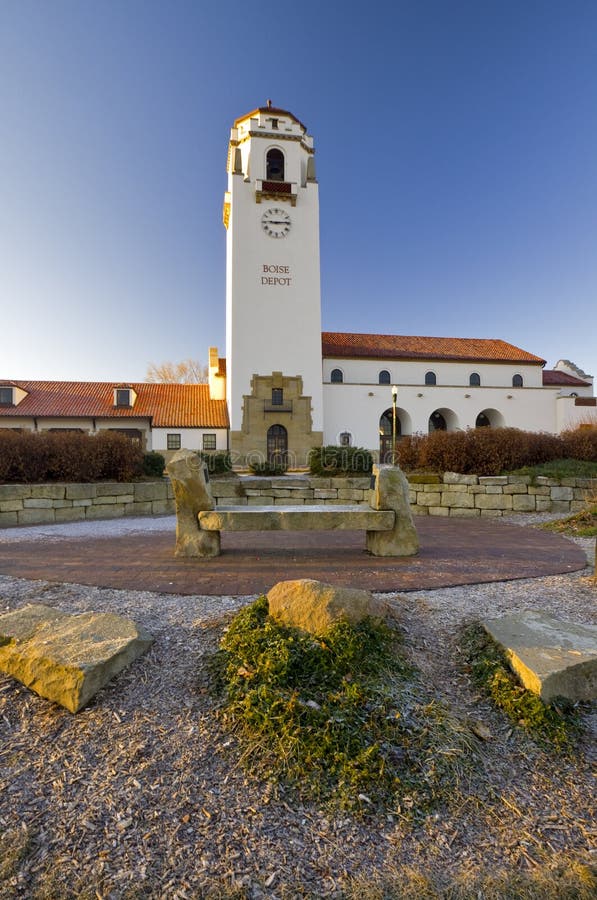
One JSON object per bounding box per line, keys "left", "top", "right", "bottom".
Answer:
{"left": 116, "top": 388, "right": 131, "bottom": 407}
{"left": 0, "top": 387, "right": 13, "bottom": 405}
{"left": 339, "top": 432, "right": 352, "bottom": 447}
{"left": 167, "top": 434, "right": 181, "bottom": 451}
{"left": 202, "top": 433, "right": 216, "bottom": 451}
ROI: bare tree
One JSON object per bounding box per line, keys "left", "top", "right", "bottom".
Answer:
{"left": 145, "top": 359, "right": 209, "bottom": 384}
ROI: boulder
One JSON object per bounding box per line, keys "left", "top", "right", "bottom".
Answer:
{"left": 267, "top": 578, "right": 397, "bottom": 635}
{"left": 0, "top": 604, "right": 153, "bottom": 713}
{"left": 366, "top": 464, "right": 419, "bottom": 557}
{"left": 482, "top": 610, "right": 597, "bottom": 702}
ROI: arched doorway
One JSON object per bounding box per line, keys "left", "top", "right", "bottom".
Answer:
{"left": 267, "top": 424, "right": 287, "bottom": 465}
{"left": 428, "top": 408, "right": 459, "bottom": 432}
{"left": 429, "top": 411, "right": 447, "bottom": 431}
{"left": 475, "top": 408, "right": 505, "bottom": 428}
{"left": 379, "top": 408, "right": 402, "bottom": 462}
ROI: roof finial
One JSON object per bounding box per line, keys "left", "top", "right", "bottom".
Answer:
{"left": 266, "top": 98, "right": 272, "bottom": 109}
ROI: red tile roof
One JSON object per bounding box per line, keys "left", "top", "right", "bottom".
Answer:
{"left": 0, "top": 382, "right": 229, "bottom": 428}
{"left": 542, "top": 370, "right": 591, "bottom": 387}
{"left": 322, "top": 332, "right": 546, "bottom": 365}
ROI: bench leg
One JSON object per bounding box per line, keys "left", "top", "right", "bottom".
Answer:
{"left": 166, "top": 450, "right": 222, "bottom": 558}
{"left": 175, "top": 524, "right": 221, "bottom": 558}
{"left": 367, "top": 464, "right": 419, "bottom": 557}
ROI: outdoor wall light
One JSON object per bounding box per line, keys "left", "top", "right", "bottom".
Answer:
{"left": 507, "top": 394, "right": 513, "bottom": 399}
{"left": 417, "top": 392, "right": 423, "bottom": 397}
{"left": 464, "top": 393, "right": 471, "bottom": 398}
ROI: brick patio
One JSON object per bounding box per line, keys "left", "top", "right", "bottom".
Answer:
{"left": 0, "top": 518, "right": 587, "bottom": 595}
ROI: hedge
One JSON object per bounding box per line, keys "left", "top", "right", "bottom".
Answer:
{"left": 395, "top": 426, "right": 597, "bottom": 476}
{"left": 309, "top": 445, "right": 373, "bottom": 476}
{"left": 0, "top": 431, "right": 145, "bottom": 483}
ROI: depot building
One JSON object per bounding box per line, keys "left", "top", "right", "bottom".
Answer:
{"left": 1, "top": 105, "right": 594, "bottom": 464}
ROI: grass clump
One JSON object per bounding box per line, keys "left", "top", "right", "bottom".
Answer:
{"left": 462, "top": 624, "right": 580, "bottom": 751}
{"left": 508, "top": 458, "right": 597, "bottom": 480}
{"left": 211, "top": 597, "right": 475, "bottom": 812}
{"left": 542, "top": 504, "right": 597, "bottom": 538}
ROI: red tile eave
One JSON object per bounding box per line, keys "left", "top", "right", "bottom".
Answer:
{"left": 542, "top": 371, "right": 590, "bottom": 387}
{"left": 1, "top": 382, "right": 229, "bottom": 429}
{"left": 322, "top": 332, "right": 546, "bottom": 366}
{"left": 324, "top": 349, "right": 547, "bottom": 365}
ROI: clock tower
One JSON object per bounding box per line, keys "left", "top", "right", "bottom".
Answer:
{"left": 223, "top": 103, "right": 324, "bottom": 466}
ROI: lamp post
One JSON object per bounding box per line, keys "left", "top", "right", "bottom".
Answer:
{"left": 391, "top": 385, "right": 398, "bottom": 465}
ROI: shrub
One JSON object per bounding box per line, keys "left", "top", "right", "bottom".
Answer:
{"left": 394, "top": 434, "right": 426, "bottom": 470}
{"left": 395, "top": 427, "right": 577, "bottom": 476}
{"left": 200, "top": 451, "right": 233, "bottom": 475}
{"left": 0, "top": 431, "right": 143, "bottom": 483}
{"left": 309, "top": 445, "right": 373, "bottom": 476}
{"left": 248, "top": 460, "right": 287, "bottom": 476}
{"left": 142, "top": 451, "right": 165, "bottom": 478}
{"left": 561, "top": 425, "right": 597, "bottom": 462}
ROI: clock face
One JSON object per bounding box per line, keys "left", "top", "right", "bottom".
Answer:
{"left": 261, "top": 207, "right": 291, "bottom": 238}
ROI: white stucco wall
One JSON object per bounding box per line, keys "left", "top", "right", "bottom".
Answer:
{"left": 151, "top": 428, "right": 228, "bottom": 452}
{"left": 322, "top": 382, "right": 560, "bottom": 449}
{"left": 556, "top": 398, "right": 597, "bottom": 432}
{"left": 323, "top": 358, "right": 544, "bottom": 389}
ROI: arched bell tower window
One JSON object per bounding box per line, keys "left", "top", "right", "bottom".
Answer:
{"left": 330, "top": 368, "right": 343, "bottom": 383}
{"left": 469, "top": 372, "right": 481, "bottom": 387}
{"left": 512, "top": 374, "right": 523, "bottom": 388}
{"left": 425, "top": 371, "right": 437, "bottom": 386}
{"left": 378, "top": 370, "right": 391, "bottom": 384}
{"left": 266, "top": 148, "right": 285, "bottom": 182}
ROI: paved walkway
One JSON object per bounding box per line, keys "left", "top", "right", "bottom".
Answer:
{"left": 0, "top": 515, "right": 588, "bottom": 595}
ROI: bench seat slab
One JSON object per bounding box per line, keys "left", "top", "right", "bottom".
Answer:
{"left": 198, "top": 505, "right": 395, "bottom": 532}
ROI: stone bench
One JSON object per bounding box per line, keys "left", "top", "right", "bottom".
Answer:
{"left": 198, "top": 504, "right": 395, "bottom": 532}
{"left": 165, "top": 450, "right": 419, "bottom": 559}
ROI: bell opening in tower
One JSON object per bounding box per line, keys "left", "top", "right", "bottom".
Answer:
{"left": 266, "top": 148, "right": 284, "bottom": 181}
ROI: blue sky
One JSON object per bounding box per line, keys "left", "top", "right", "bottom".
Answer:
{"left": 1, "top": 0, "right": 596, "bottom": 382}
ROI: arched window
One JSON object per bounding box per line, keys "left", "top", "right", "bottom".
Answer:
{"left": 330, "top": 368, "right": 343, "bottom": 383}
{"left": 378, "top": 370, "right": 391, "bottom": 384}
{"left": 469, "top": 372, "right": 481, "bottom": 387}
{"left": 267, "top": 424, "right": 287, "bottom": 464}
{"left": 339, "top": 431, "right": 352, "bottom": 447}
{"left": 425, "top": 371, "right": 437, "bottom": 386}
{"left": 266, "top": 148, "right": 284, "bottom": 181}
{"left": 512, "top": 374, "right": 523, "bottom": 388}
{"left": 475, "top": 413, "right": 491, "bottom": 427}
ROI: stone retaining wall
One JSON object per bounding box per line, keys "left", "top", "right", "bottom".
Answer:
{"left": 407, "top": 473, "right": 595, "bottom": 517}
{"left": 210, "top": 476, "right": 372, "bottom": 508}
{"left": 0, "top": 482, "right": 175, "bottom": 527}
{"left": 0, "top": 472, "right": 594, "bottom": 527}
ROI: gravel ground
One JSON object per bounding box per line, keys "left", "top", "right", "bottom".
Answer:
{"left": 0, "top": 514, "right": 595, "bottom": 898}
